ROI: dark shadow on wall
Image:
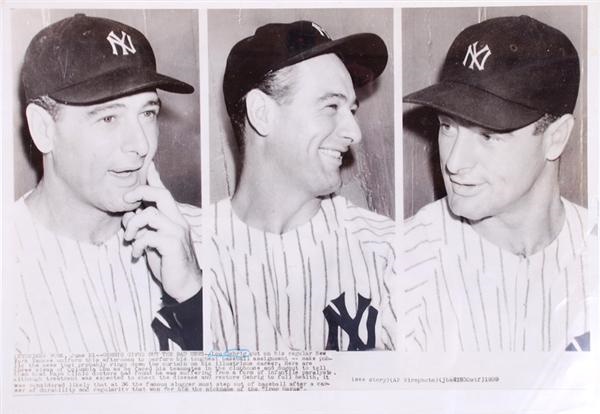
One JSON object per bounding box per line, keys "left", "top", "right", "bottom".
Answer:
{"left": 18, "top": 80, "right": 43, "bottom": 183}
{"left": 403, "top": 106, "right": 446, "bottom": 202}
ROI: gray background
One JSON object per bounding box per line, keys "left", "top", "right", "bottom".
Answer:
{"left": 11, "top": 9, "right": 202, "bottom": 207}
{"left": 208, "top": 8, "right": 395, "bottom": 219}
{"left": 403, "top": 6, "right": 587, "bottom": 218}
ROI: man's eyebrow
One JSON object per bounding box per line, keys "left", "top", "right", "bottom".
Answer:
{"left": 318, "top": 92, "right": 359, "bottom": 108}
{"left": 86, "top": 102, "right": 126, "bottom": 117}
{"left": 85, "top": 98, "right": 162, "bottom": 118}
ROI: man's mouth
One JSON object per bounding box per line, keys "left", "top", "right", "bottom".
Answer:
{"left": 449, "top": 178, "right": 484, "bottom": 197}
{"left": 319, "top": 148, "right": 343, "bottom": 160}
{"left": 109, "top": 166, "right": 143, "bottom": 180}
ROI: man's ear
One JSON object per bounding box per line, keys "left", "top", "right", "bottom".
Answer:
{"left": 25, "top": 103, "right": 56, "bottom": 154}
{"left": 543, "top": 114, "right": 574, "bottom": 161}
{"left": 245, "top": 88, "right": 276, "bottom": 137}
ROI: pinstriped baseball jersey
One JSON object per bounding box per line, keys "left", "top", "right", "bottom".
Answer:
{"left": 401, "top": 197, "right": 594, "bottom": 352}
{"left": 205, "top": 195, "right": 397, "bottom": 351}
{"left": 12, "top": 196, "right": 202, "bottom": 353}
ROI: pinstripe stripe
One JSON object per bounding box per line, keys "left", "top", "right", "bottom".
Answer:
{"left": 376, "top": 253, "right": 397, "bottom": 321}
{"left": 108, "top": 260, "right": 128, "bottom": 350}
{"left": 282, "top": 246, "right": 291, "bottom": 339}
{"left": 362, "top": 240, "right": 396, "bottom": 261}
{"left": 580, "top": 255, "right": 588, "bottom": 332}
{"left": 498, "top": 248, "right": 512, "bottom": 349}
{"left": 31, "top": 220, "right": 48, "bottom": 262}
{"left": 522, "top": 277, "right": 530, "bottom": 351}
{"left": 404, "top": 221, "right": 432, "bottom": 235}
{"left": 475, "top": 269, "right": 491, "bottom": 351}
{"left": 331, "top": 195, "right": 340, "bottom": 227}
{"left": 116, "top": 244, "right": 143, "bottom": 350}
{"left": 405, "top": 280, "right": 428, "bottom": 293}
{"left": 310, "top": 220, "right": 317, "bottom": 245}
{"left": 246, "top": 226, "right": 252, "bottom": 255}
{"left": 460, "top": 217, "right": 468, "bottom": 260}
{"left": 479, "top": 235, "right": 486, "bottom": 273}
{"left": 438, "top": 250, "right": 464, "bottom": 351}
{"left": 540, "top": 250, "right": 546, "bottom": 351}
{"left": 433, "top": 268, "right": 446, "bottom": 352}
{"left": 405, "top": 303, "right": 422, "bottom": 314}
{"left": 547, "top": 289, "right": 552, "bottom": 350}
{"left": 418, "top": 316, "right": 428, "bottom": 349}
{"left": 404, "top": 256, "right": 436, "bottom": 272}
{"left": 58, "top": 267, "right": 89, "bottom": 352}
{"left": 573, "top": 203, "right": 585, "bottom": 245}
{"left": 555, "top": 237, "right": 560, "bottom": 269}
{"left": 214, "top": 202, "right": 218, "bottom": 235}
{"left": 95, "top": 259, "right": 119, "bottom": 351}
{"left": 358, "top": 240, "right": 378, "bottom": 302}
{"left": 245, "top": 254, "right": 259, "bottom": 351}
{"left": 496, "top": 287, "right": 503, "bottom": 351}
{"left": 564, "top": 268, "right": 570, "bottom": 348}
{"left": 565, "top": 211, "right": 576, "bottom": 257}
{"left": 270, "top": 248, "right": 281, "bottom": 332}
{"left": 77, "top": 241, "right": 115, "bottom": 349}
{"left": 441, "top": 199, "right": 448, "bottom": 244}
{"left": 307, "top": 258, "right": 313, "bottom": 349}
{"left": 230, "top": 257, "right": 240, "bottom": 349}
{"left": 82, "top": 278, "right": 109, "bottom": 352}
{"left": 457, "top": 256, "right": 479, "bottom": 351}
{"left": 320, "top": 204, "right": 331, "bottom": 234}
{"left": 126, "top": 259, "right": 146, "bottom": 351}
{"left": 54, "top": 235, "right": 68, "bottom": 267}
{"left": 512, "top": 261, "right": 519, "bottom": 352}
{"left": 295, "top": 230, "right": 308, "bottom": 349}
{"left": 19, "top": 273, "right": 43, "bottom": 353}
{"left": 344, "top": 228, "right": 359, "bottom": 307}
{"left": 405, "top": 238, "right": 443, "bottom": 253}
{"left": 37, "top": 261, "right": 71, "bottom": 352}
{"left": 422, "top": 297, "right": 431, "bottom": 331}
{"left": 210, "top": 285, "right": 229, "bottom": 350}
{"left": 229, "top": 205, "right": 236, "bottom": 249}
{"left": 261, "top": 264, "right": 278, "bottom": 349}
{"left": 351, "top": 227, "right": 394, "bottom": 238}
{"left": 321, "top": 241, "right": 328, "bottom": 348}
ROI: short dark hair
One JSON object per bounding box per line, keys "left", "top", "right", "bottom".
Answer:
{"left": 229, "top": 65, "right": 297, "bottom": 156}
{"left": 29, "top": 95, "right": 62, "bottom": 120}
{"left": 533, "top": 113, "right": 560, "bottom": 135}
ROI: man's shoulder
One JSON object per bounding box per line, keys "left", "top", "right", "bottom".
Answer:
{"left": 333, "top": 195, "right": 395, "bottom": 242}
{"left": 404, "top": 197, "right": 450, "bottom": 242}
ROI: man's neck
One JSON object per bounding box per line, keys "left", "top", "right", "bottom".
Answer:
{"left": 231, "top": 168, "right": 322, "bottom": 235}
{"left": 470, "top": 186, "right": 564, "bottom": 257}
{"left": 25, "top": 178, "right": 122, "bottom": 245}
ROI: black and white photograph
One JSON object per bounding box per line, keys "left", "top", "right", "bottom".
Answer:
{"left": 205, "top": 8, "right": 397, "bottom": 351}
{"left": 401, "top": 6, "right": 595, "bottom": 353}
{"left": 8, "top": 9, "right": 203, "bottom": 354}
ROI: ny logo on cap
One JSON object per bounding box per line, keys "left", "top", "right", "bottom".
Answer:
{"left": 106, "top": 30, "right": 136, "bottom": 56}
{"left": 311, "top": 22, "right": 330, "bottom": 39}
{"left": 462, "top": 41, "right": 492, "bottom": 71}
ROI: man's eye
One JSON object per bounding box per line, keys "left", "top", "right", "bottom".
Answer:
{"left": 101, "top": 115, "right": 116, "bottom": 123}
{"left": 326, "top": 104, "right": 338, "bottom": 111}
{"left": 142, "top": 110, "right": 157, "bottom": 119}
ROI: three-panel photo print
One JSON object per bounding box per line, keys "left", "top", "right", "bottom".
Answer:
{"left": 2, "top": 3, "right": 598, "bottom": 414}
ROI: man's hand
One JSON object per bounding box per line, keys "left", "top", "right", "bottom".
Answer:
{"left": 122, "top": 162, "right": 201, "bottom": 302}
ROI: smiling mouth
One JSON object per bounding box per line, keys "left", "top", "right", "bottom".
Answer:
{"left": 319, "top": 148, "right": 345, "bottom": 162}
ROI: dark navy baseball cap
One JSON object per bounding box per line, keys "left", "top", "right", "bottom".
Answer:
{"left": 223, "top": 20, "right": 388, "bottom": 117}
{"left": 403, "top": 15, "right": 580, "bottom": 132}
{"left": 22, "top": 13, "right": 194, "bottom": 105}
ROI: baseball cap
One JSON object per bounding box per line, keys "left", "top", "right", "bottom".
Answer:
{"left": 403, "top": 15, "right": 580, "bottom": 132}
{"left": 22, "top": 13, "right": 194, "bottom": 105}
{"left": 223, "top": 20, "right": 388, "bottom": 117}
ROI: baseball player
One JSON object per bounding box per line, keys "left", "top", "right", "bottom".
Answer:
{"left": 12, "top": 14, "right": 203, "bottom": 353}
{"left": 401, "top": 15, "right": 594, "bottom": 352}
{"left": 205, "top": 21, "right": 397, "bottom": 351}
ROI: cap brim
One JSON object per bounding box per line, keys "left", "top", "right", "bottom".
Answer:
{"left": 49, "top": 67, "right": 194, "bottom": 105}
{"left": 403, "top": 81, "right": 545, "bottom": 132}
{"left": 278, "top": 33, "right": 388, "bottom": 87}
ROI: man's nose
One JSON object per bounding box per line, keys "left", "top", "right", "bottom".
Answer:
{"left": 444, "top": 127, "right": 475, "bottom": 174}
{"left": 122, "top": 118, "right": 149, "bottom": 157}
{"left": 339, "top": 110, "right": 362, "bottom": 144}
